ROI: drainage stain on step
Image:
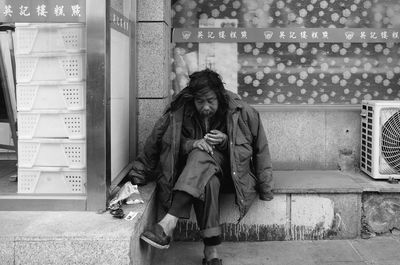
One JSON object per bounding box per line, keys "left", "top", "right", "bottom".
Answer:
{"left": 173, "top": 221, "right": 340, "bottom": 241}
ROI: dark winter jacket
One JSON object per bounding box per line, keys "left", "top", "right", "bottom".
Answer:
{"left": 128, "top": 91, "right": 273, "bottom": 219}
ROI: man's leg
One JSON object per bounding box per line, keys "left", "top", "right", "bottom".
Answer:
{"left": 141, "top": 149, "right": 223, "bottom": 250}
{"left": 161, "top": 190, "right": 193, "bottom": 235}
{"left": 141, "top": 191, "right": 193, "bottom": 249}
{"left": 193, "top": 175, "right": 222, "bottom": 263}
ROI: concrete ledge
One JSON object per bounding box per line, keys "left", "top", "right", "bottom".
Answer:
{"left": 273, "top": 170, "right": 400, "bottom": 194}
{"left": 0, "top": 183, "right": 157, "bottom": 265}
{"left": 273, "top": 170, "right": 363, "bottom": 194}
{"left": 347, "top": 171, "right": 400, "bottom": 193}
{"left": 174, "top": 170, "right": 400, "bottom": 241}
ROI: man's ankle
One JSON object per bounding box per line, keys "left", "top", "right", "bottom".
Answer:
{"left": 159, "top": 222, "right": 174, "bottom": 236}
{"left": 204, "top": 245, "right": 219, "bottom": 261}
{"left": 158, "top": 214, "right": 178, "bottom": 236}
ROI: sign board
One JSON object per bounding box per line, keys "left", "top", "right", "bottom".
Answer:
{"left": 0, "top": 0, "right": 85, "bottom": 23}
{"left": 173, "top": 28, "right": 400, "bottom": 43}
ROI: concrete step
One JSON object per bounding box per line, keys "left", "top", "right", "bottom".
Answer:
{"left": 173, "top": 170, "right": 400, "bottom": 241}
{"left": 1, "top": 171, "right": 399, "bottom": 264}
{"left": 152, "top": 236, "right": 400, "bottom": 265}
{"left": 0, "top": 183, "right": 157, "bottom": 265}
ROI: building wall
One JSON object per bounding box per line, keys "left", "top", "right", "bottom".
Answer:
{"left": 136, "top": 0, "right": 361, "bottom": 170}
{"left": 137, "top": 0, "right": 171, "bottom": 151}
{"left": 261, "top": 109, "right": 360, "bottom": 170}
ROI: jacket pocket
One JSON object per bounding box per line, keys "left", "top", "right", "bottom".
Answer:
{"left": 234, "top": 130, "right": 252, "bottom": 165}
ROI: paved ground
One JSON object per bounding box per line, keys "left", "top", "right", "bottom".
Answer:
{"left": 152, "top": 235, "right": 400, "bottom": 265}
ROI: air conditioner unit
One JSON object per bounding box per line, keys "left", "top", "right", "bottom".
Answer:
{"left": 360, "top": 100, "right": 400, "bottom": 179}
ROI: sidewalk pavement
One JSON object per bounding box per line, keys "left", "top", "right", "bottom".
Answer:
{"left": 152, "top": 235, "right": 400, "bottom": 265}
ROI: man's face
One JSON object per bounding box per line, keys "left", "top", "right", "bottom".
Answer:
{"left": 194, "top": 89, "right": 219, "bottom": 118}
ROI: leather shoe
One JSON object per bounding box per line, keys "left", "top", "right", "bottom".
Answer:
{"left": 140, "top": 223, "right": 171, "bottom": 249}
{"left": 202, "top": 258, "right": 222, "bottom": 265}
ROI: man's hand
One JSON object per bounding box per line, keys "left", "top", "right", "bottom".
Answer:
{"left": 204, "top": 130, "right": 227, "bottom": 146}
{"left": 193, "top": 138, "right": 214, "bottom": 155}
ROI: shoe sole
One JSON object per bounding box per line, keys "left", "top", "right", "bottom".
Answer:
{"left": 140, "top": 235, "right": 170, "bottom": 249}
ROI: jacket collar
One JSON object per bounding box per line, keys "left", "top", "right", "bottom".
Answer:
{"left": 226, "top": 90, "right": 243, "bottom": 111}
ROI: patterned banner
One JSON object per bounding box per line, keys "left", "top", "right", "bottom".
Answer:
{"left": 173, "top": 28, "right": 400, "bottom": 43}
{"left": 0, "top": 0, "right": 85, "bottom": 23}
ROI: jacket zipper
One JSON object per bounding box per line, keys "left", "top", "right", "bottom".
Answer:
{"left": 171, "top": 112, "right": 175, "bottom": 184}
{"left": 229, "top": 109, "right": 246, "bottom": 222}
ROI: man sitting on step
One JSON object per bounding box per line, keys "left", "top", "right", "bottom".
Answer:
{"left": 128, "top": 69, "right": 274, "bottom": 265}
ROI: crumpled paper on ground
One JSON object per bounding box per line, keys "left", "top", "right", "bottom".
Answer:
{"left": 109, "top": 182, "right": 144, "bottom": 208}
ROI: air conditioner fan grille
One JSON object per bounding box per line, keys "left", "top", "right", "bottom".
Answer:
{"left": 381, "top": 110, "right": 400, "bottom": 172}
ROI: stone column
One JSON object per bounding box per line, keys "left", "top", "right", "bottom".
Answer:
{"left": 137, "top": 0, "right": 171, "bottom": 151}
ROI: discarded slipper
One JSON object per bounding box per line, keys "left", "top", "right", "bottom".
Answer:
{"left": 110, "top": 208, "right": 125, "bottom": 219}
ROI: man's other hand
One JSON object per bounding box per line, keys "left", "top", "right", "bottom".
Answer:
{"left": 193, "top": 138, "right": 214, "bottom": 155}
{"left": 204, "top": 130, "right": 227, "bottom": 146}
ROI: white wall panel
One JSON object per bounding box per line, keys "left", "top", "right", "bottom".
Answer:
{"left": 110, "top": 29, "right": 130, "bottom": 181}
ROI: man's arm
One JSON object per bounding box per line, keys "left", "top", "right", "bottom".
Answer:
{"left": 128, "top": 112, "right": 170, "bottom": 185}
{"left": 247, "top": 107, "right": 274, "bottom": 201}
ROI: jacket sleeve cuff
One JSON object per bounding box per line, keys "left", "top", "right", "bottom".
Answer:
{"left": 258, "top": 182, "right": 274, "bottom": 201}
{"left": 259, "top": 192, "right": 273, "bottom": 201}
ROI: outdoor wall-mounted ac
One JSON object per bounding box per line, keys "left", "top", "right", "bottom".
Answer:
{"left": 360, "top": 100, "right": 400, "bottom": 179}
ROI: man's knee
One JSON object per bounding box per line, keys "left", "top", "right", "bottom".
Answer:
{"left": 188, "top": 148, "right": 214, "bottom": 162}
{"left": 206, "top": 175, "right": 220, "bottom": 191}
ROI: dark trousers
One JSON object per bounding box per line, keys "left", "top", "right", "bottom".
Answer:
{"left": 169, "top": 149, "right": 231, "bottom": 246}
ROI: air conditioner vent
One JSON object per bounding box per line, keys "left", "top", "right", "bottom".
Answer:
{"left": 360, "top": 100, "right": 400, "bottom": 179}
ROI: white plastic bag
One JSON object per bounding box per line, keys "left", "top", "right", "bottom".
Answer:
{"left": 109, "top": 182, "right": 144, "bottom": 207}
